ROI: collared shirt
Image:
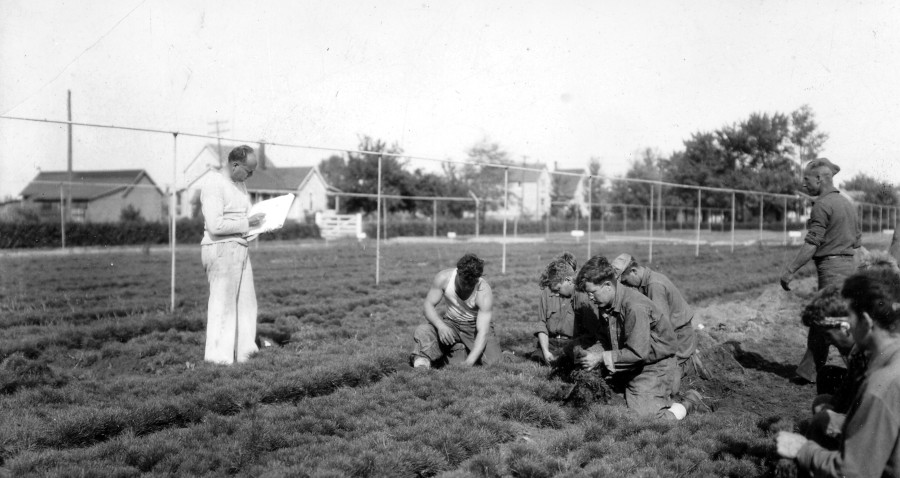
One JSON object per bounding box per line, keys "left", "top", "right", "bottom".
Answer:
{"left": 636, "top": 269, "right": 694, "bottom": 330}
{"left": 804, "top": 187, "right": 861, "bottom": 258}
{"left": 573, "top": 291, "right": 611, "bottom": 351}
{"left": 201, "top": 173, "right": 252, "bottom": 246}
{"left": 601, "top": 285, "right": 675, "bottom": 370}
{"left": 537, "top": 287, "right": 575, "bottom": 338}
{"left": 797, "top": 341, "right": 900, "bottom": 477}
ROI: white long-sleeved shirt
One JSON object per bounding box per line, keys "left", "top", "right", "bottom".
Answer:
{"left": 200, "top": 173, "right": 251, "bottom": 246}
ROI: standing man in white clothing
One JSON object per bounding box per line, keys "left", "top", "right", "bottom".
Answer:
{"left": 200, "top": 144, "right": 266, "bottom": 364}
{"left": 410, "top": 253, "right": 502, "bottom": 368}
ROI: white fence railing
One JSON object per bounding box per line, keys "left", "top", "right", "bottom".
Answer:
{"left": 315, "top": 211, "right": 363, "bottom": 240}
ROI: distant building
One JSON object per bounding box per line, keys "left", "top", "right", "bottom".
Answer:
{"left": 485, "top": 164, "right": 551, "bottom": 221}
{"left": 18, "top": 170, "right": 165, "bottom": 222}
{"left": 178, "top": 143, "right": 332, "bottom": 222}
{"left": 552, "top": 167, "right": 589, "bottom": 217}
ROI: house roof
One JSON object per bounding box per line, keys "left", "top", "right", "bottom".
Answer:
{"left": 509, "top": 163, "right": 548, "bottom": 183}
{"left": 553, "top": 168, "right": 585, "bottom": 198}
{"left": 20, "top": 170, "right": 162, "bottom": 201}
{"left": 246, "top": 166, "right": 313, "bottom": 191}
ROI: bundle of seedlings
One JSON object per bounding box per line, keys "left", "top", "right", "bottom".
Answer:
{"left": 548, "top": 345, "right": 615, "bottom": 408}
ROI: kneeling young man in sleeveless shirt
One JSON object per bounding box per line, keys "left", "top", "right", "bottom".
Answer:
{"left": 410, "top": 253, "right": 502, "bottom": 368}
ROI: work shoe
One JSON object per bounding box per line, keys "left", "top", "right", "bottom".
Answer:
{"left": 682, "top": 389, "right": 713, "bottom": 414}
{"left": 412, "top": 356, "right": 432, "bottom": 369}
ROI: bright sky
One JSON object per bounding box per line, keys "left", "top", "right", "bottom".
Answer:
{"left": 1, "top": 0, "right": 899, "bottom": 199}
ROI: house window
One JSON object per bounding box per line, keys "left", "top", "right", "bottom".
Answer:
{"left": 71, "top": 205, "right": 86, "bottom": 222}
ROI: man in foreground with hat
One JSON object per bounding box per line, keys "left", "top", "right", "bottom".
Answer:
{"left": 780, "top": 158, "right": 861, "bottom": 383}
{"left": 612, "top": 253, "right": 708, "bottom": 395}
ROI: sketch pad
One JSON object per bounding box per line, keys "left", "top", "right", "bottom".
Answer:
{"left": 244, "top": 193, "right": 295, "bottom": 240}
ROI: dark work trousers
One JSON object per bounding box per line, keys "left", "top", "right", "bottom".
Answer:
{"left": 796, "top": 255, "right": 856, "bottom": 382}
{"left": 411, "top": 319, "right": 503, "bottom": 366}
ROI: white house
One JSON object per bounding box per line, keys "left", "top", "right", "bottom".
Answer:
{"left": 485, "top": 164, "right": 552, "bottom": 220}
{"left": 552, "top": 167, "right": 589, "bottom": 217}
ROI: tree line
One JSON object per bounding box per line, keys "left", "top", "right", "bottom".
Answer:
{"left": 318, "top": 105, "right": 897, "bottom": 220}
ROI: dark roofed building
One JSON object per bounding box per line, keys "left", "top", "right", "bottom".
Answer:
{"left": 19, "top": 170, "right": 165, "bottom": 222}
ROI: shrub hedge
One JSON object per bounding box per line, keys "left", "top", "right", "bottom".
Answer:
{"left": 0, "top": 220, "right": 320, "bottom": 249}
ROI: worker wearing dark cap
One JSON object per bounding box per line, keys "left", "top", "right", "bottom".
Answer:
{"left": 780, "top": 157, "right": 861, "bottom": 383}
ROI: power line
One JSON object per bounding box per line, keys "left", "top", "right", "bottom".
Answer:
{"left": 0, "top": 113, "right": 840, "bottom": 201}
{"left": 0, "top": 0, "right": 149, "bottom": 116}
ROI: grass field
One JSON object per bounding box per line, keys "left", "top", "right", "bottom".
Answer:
{"left": 0, "top": 237, "right": 885, "bottom": 477}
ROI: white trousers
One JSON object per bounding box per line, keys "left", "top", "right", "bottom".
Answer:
{"left": 201, "top": 242, "right": 258, "bottom": 364}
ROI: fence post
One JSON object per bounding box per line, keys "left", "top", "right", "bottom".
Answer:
{"left": 759, "top": 195, "right": 764, "bottom": 242}
{"left": 170, "top": 133, "right": 178, "bottom": 312}
{"left": 469, "top": 191, "right": 480, "bottom": 238}
{"left": 433, "top": 200, "right": 437, "bottom": 238}
{"left": 624, "top": 204, "right": 628, "bottom": 234}
{"left": 59, "top": 183, "right": 66, "bottom": 249}
{"left": 730, "top": 192, "right": 735, "bottom": 253}
{"left": 783, "top": 196, "right": 788, "bottom": 246}
{"left": 600, "top": 203, "right": 605, "bottom": 235}
{"left": 502, "top": 168, "right": 509, "bottom": 274}
{"left": 545, "top": 200, "right": 550, "bottom": 237}
{"left": 587, "top": 176, "right": 593, "bottom": 258}
{"left": 880, "top": 206, "right": 884, "bottom": 233}
{"left": 695, "top": 189, "right": 701, "bottom": 257}
{"left": 376, "top": 156, "right": 382, "bottom": 285}
{"left": 648, "top": 184, "right": 654, "bottom": 263}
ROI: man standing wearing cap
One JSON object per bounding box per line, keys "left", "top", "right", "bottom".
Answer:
{"left": 780, "top": 158, "right": 861, "bottom": 383}
{"left": 612, "top": 253, "right": 707, "bottom": 395}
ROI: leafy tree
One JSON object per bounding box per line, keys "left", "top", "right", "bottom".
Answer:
{"left": 585, "top": 158, "right": 609, "bottom": 219}
{"left": 317, "top": 136, "right": 416, "bottom": 215}
{"left": 610, "top": 148, "right": 663, "bottom": 207}
{"left": 662, "top": 107, "right": 828, "bottom": 221}
{"left": 790, "top": 104, "right": 829, "bottom": 166}
{"left": 460, "top": 139, "right": 516, "bottom": 211}
{"left": 841, "top": 173, "right": 898, "bottom": 206}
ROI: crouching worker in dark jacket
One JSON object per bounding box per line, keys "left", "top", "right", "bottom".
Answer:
{"left": 573, "top": 255, "right": 709, "bottom": 420}
{"left": 778, "top": 268, "right": 900, "bottom": 477}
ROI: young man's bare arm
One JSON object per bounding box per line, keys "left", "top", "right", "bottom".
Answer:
{"left": 423, "top": 270, "right": 456, "bottom": 345}
{"left": 464, "top": 282, "right": 493, "bottom": 366}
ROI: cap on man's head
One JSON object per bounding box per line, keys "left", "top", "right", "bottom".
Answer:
{"left": 611, "top": 253, "right": 634, "bottom": 278}
{"left": 806, "top": 157, "right": 840, "bottom": 175}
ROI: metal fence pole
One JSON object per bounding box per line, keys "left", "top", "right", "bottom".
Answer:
{"left": 433, "top": 200, "right": 437, "bottom": 238}
{"left": 502, "top": 168, "right": 508, "bottom": 274}
{"left": 730, "top": 192, "right": 736, "bottom": 253}
{"left": 696, "top": 189, "right": 701, "bottom": 257}
{"left": 759, "top": 195, "right": 764, "bottom": 242}
{"left": 376, "top": 156, "right": 382, "bottom": 285}
{"left": 59, "top": 183, "right": 66, "bottom": 249}
{"left": 649, "top": 184, "right": 654, "bottom": 263}
{"left": 600, "top": 203, "right": 605, "bottom": 235}
{"left": 783, "top": 197, "right": 788, "bottom": 246}
{"left": 624, "top": 204, "right": 628, "bottom": 234}
{"left": 170, "top": 133, "right": 178, "bottom": 312}
{"left": 587, "top": 176, "right": 593, "bottom": 258}
{"left": 880, "top": 206, "right": 884, "bottom": 233}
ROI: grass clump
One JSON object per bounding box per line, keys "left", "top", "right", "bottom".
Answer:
{"left": 496, "top": 394, "right": 566, "bottom": 429}
{"left": 0, "top": 353, "right": 67, "bottom": 394}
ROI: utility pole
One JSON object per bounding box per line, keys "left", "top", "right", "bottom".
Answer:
{"left": 66, "top": 90, "right": 73, "bottom": 222}
{"left": 207, "top": 120, "right": 229, "bottom": 166}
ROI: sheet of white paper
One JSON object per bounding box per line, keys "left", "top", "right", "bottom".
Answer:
{"left": 244, "top": 193, "right": 295, "bottom": 238}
